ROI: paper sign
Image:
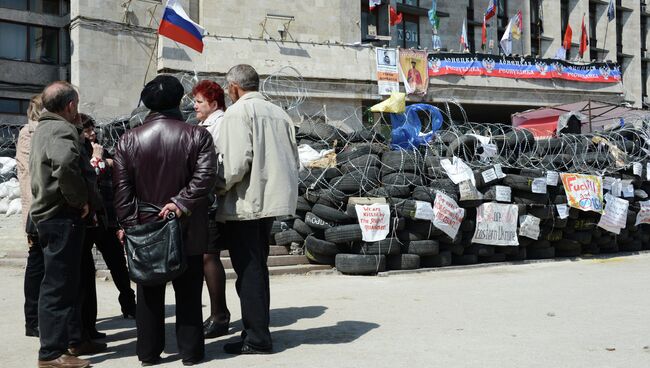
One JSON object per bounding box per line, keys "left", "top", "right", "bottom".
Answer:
{"left": 459, "top": 180, "right": 483, "bottom": 201}
{"left": 375, "top": 48, "right": 399, "bottom": 95}
{"left": 646, "top": 163, "right": 650, "bottom": 181}
{"left": 597, "top": 195, "right": 629, "bottom": 234}
{"left": 532, "top": 178, "right": 547, "bottom": 194}
{"left": 603, "top": 176, "right": 615, "bottom": 191}
{"left": 495, "top": 186, "right": 511, "bottom": 202}
{"left": 480, "top": 143, "right": 498, "bottom": 159}
{"left": 633, "top": 162, "right": 643, "bottom": 177}
{"left": 482, "top": 168, "right": 498, "bottom": 184}
{"left": 610, "top": 179, "right": 622, "bottom": 197}
{"left": 546, "top": 171, "right": 559, "bottom": 186}
{"left": 472, "top": 203, "right": 519, "bottom": 246}
{"left": 635, "top": 200, "right": 650, "bottom": 225}
{"left": 441, "top": 157, "right": 475, "bottom": 185}
{"left": 414, "top": 200, "right": 434, "bottom": 221}
{"left": 560, "top": 173, "right": 604, "bottom": 213}
{"left": 494, "top": 164, "right": 506, "bottom": 178}
{"left": 355, "top": 204, "right": 390, "bottom": 242}
{"left": 432, "top": 192, "right": 465, "bottom": 239}
{"left": 519, "top": 215, "right": 541, "bottom": 240}
{"left": 623, "top": 182, "right": 634, "bottom": 198}
{"left": 556, "top": 204, "right": 569, "bottom": 219}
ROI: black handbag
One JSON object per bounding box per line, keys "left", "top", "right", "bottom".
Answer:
{"left": 123, "top": 202, "right": 187, "bottom": 286}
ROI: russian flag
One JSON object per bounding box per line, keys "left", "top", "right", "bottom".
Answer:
{"left": 158, "top": 0, "right": 206, "bottom": 53}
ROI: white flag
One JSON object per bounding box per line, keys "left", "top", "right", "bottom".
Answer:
{"left": 460, "top": 18, "right": 469, "bottom": 52}
{"left": 500, "top": 17, "right": 513, "bottom": 55}
{"left": 554, "top": 46, "right": 567, "bottom": 60}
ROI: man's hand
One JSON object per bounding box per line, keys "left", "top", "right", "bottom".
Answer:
{"left": 81, "top": 203, "right": 89, "bottom": 218}
{"left": 159, "top": 203, "right": 183, "bottom": 219}
{"left": 91, "top": 142, "right": 104, "bottom": 158}
{"left": 116, "top": 229, "right": 125, "bottom": 246}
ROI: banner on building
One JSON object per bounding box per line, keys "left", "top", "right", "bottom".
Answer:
{"left": 399, "top": 49, "right": 429, "bottom": 95}
{"left": 375, "top": 48, "right": 400, "bottom": 95}
{"left": 472, "top": 203, "right": 519, "bottom": 246}
{"left": 432, "top": 192, "right": 465, "bottom": 240}
{"left": 560, "top": 173, "right": 604, "bottom": 213}
{"left": 427, "top": 53, "right": 621, "bottom": 83}
{"left": 355, "top": 204, "right": 390, "bottom": 242}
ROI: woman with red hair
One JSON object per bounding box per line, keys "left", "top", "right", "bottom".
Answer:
{"left": 192, "top": 80, "right": 231, "bottom": 338}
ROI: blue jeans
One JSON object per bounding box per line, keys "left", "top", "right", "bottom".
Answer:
{"left": 37, "top": 213, "right": 85, "bottom": 361}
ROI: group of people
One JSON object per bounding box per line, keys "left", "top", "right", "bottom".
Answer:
{"left": 22, "top": 64, "right": 299, "bottom": 368}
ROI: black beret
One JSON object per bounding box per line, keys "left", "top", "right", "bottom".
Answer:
{"left": 140, "top": 75, "right": 185, "bottom": 111}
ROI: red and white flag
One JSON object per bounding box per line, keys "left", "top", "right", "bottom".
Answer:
{"left": 579, "top": 14, "right": 589, "bottom": 58}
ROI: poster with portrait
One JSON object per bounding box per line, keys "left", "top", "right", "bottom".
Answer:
{"left": 375, "top": 48, "right": 399, "bottom": 95}
{"left": 398, "top": 49, "right": 429, "bottom": 95}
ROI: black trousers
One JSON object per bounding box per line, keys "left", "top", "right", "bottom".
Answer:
{"left": 80, "top": 226, "right": 135, "bottom": 334}
{"left": 136, "top": 255, "right": 204, "bottom": 363}
{"left": 24, "top": 241, "right": 44, "bottom": 331}
{"left": 37, "top": 214, "right": 85, "bottom": 361}
{"left": 223, "top": 218, "right": 274, "bottom": 350}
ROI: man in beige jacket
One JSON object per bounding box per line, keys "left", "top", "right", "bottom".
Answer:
{"left": 216, "top": 64, "right": 299, "bottom": 355}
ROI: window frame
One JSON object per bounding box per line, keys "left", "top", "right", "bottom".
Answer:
{"left": 0, "top": 0, "right": 65, "bottom": 16}
{"left": 0, "top": 20, "right": 60, "bottom": 64}
{"left": 397, "top": 13, "right": 421, "bottom": 48}
{"left": 0, "top": 97, "right": 30, "bottom": 115}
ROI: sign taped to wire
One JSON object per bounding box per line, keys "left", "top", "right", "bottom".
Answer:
{"left": 375, "top": 47, "right": 399, "bottom": 95}
{"left": 560, "top": 173, "right": 604, "bottom": 213}
{"left": 432, "top": 192, "right": 465, "bottom": 239}
{"left": 472, "top": 203, "right": 519, "bottom": 246}
{"left": 355, "top": 204, "right": 390, "bottom": 242}
{"left": 635, "top": 200, "right": 650, "bottom": 225}
{"left": 597, "top": 195, "right": 628, "bottom": 234}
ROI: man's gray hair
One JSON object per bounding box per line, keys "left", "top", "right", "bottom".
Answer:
{"left": 226, "top": 64, "right": 259, "bottom": 91}
{"left": 42, "top": 81, "right": 78, "bottom": 114}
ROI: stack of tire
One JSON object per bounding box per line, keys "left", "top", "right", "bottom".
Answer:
{"left": 268, "top": 121, "right": 650, "bottom": 276}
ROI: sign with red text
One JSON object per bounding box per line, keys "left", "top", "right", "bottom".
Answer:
{"left": 432, "top": 192, "right": 465, "bottom": 239}
{"left": 472, "top": 203, "right": 519, "bottom": 246}
{"left": 355, "top": 204, "right": 390, "bottom": 242}
{"left": 560, "top": 173, "right": 604, "bottom": 213}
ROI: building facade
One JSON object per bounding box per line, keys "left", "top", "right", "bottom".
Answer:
{"left": 1, "top": 0, "right": 649, "bottom": 125}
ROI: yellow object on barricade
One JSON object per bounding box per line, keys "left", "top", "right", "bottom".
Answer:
{"left": 370, "top": 92, "right": 406, "bottom": 114}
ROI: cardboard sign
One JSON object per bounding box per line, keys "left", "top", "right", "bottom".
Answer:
{"left": 472, "top": 203, "right": 519, "bottom": 246}
{"left": 546, "top": 171, "right": 559, "bottom": 186}
{"left": 441, "top": 157, "right": 475, "bottom": 185}
{"left": 414, "top": 200, "right": 434, "bottom": 221}
{"left": 355, "top": 204, "right": 390, "bottom": 242}
{"left": 560, "top": 173, "right": 604, "bottom": 213}
{"left": 432, "top": 192, "right": 465, "bottom": 240}
{"left": 556, "top": 204, "right": 569, "bottom": 219}
{"left": 597, "top": 195, "right": 629, "bottom": 234}
{"left": 482, "top": 168, "right": 498, "bottom": 184}
{"left": 495, "top": 185, "right": 511, "bottom": 202}
{"left": 532, "top": 178, "right": 547, "bottom": 194}
{"left": 635, "top": 200, "right": 650, "bottom": 225}
{"left": 519, "top": 215, "right": 541, "bottom": 240}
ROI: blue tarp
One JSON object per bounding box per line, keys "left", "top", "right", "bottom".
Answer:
{"left": 390, "top": 104, "right": 443, "bottom": 150}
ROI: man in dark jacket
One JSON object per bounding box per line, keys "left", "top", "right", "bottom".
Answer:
{"left": 113, "top": 75, "right": 217, "bottom": 366}
{"left": 30, "top": 81, "right": 91, "bottom": 368}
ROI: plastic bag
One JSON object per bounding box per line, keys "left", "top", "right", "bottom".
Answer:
{"left": 6, "top": 198, "right": 21, "bottom": 216}
{"left": 390, "top": 104, "right": 443, "bottom": 150}
{"left": 0, "top": 197, "right": 9, "bottom": 214}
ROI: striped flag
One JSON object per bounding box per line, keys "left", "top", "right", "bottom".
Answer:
{"left": 158, "top": 0, "right": 206, "bottom": 53}
{"left": 485, "top": 0, "right": 497, "bottom": 21}
{"left": 460, "top": 17, "right": 469, "bottom": 51}
{"left": 607, "top": 0, "right": 616, "bottom": 21}
{"left": 369, "top": 0, "right": 381, "bottom": 11}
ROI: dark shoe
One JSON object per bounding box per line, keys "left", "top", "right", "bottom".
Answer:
{"left": 223, "top": 341, "right": 272, "bottom": 355}
{"left": 38, "top": 354, "right": 90, "bottom": 368}
{"left": 122, "top": 304, "right": 136, "bottom": 319}
{"left": 203, "top": 316, "right": 230, "bottom": 338}
{"left": 89, "top": 329, "right": 106, "bottom": 339}
{"left": 182, "top": 358, "right": 203, "bottom": 366}
{"left": 140, "top": 357, "right": 160, "bottom": 367}
{"left": 25, "top": 325, "right": 39, "bottom": 337}
{"left": 68, "top": 340, "right": 108, "bottom": 356}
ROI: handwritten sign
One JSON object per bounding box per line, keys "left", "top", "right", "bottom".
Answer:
{"left": 414, "top": 200, "right": 434, "bottom": 221}
{"left": 459, "top": 180, "right": 483, "bottom": 201}
{"left": 556, "top": 204, "right": 569, "bottom": 219}
{"left": 482, "top": 168, "right": 498, "bottom": 184}
{"left": 495, "top": 185, "right": 511, "bottom": 202}
{"left": 355, "top": 204, "right": 390, "bottom": 242}
{"left": 432, "top": 192, "right": 465, "bottom": 239}
{"left": 472, "top": 203, "right": 519, "bottom": 246}
{"left": 546, "top": 171, "right": 559, "bottom": 186}
{"left": 519, "top": 215, "right": 541, "bottom": 240}
{"left": 560, "top": 173, "right": 603, "bottom": 213}
{"left": 532, "top": 178, "right": 547, "bottom": 194}
{"left": 441, "top": 157, "right": 475, "bottom": 185}
{"left": 635, "top": 200, "right": 650, "bottom": 225}
{"left": 597, "top": 195, "right": 629, "bottom": 234}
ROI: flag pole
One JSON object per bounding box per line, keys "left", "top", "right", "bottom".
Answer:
{"left": 602, "top": 20, "right": 610, "bottom": 62}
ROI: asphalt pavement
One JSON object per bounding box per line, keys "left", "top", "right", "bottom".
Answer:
{"left": 1, "top": 253, "right": 649, "bottom": 367}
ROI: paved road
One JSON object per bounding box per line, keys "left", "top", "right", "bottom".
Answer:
{"left": 1, "top": 253, "right": 649, "bottom": 367}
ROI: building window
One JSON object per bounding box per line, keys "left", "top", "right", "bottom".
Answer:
{"left": 0, "top": 21, "right": 59, "bottom": 64}
{"left": 641, "top": 17, "right": 647, "bottom": 52}
{"left": 467, "top": 0, "right": 476, "bottom": 52}
{"left": 396, "top": 0, "right": 418, "bottom": 6}
{"left": 0, "top": 98, "right": 29, "bottom": 115}
{"left": 589, "top": 2, "right": 597, "bottom": 59}
{"left": 497, "top": 0, "right": 508, "bottom": 42}
{"left": 530, "top": 0, "right": 541, "bottom": 56}
{"left": 0, "top": 0, "right": 66, "bottom": 15}
{"left": 397, "top": 13, "right": 420, "bottom": 48}
{"left": 561, "top": 0, "right": 570, "bottom": 59}
{"left": 642, "top": 62, "right": 648, "bottom": 98}
{"left": 361, "top": 0, "right": 390, "bottom": 42}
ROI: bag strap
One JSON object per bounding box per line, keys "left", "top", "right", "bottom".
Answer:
{"left": 137, "top": 202, "right": 163, "bottom": 214}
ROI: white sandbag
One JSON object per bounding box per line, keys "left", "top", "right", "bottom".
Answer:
{"left": 0, "top": 182, "right": 8, "bottom": 198}
{"left": 5, "top": 198, "right": 21, "bottom": 216}
{"left": 0, "top": 157, "right": 16, "bottom": 175}
{"left": 4, "top": 178, "right": 19, "bottom": 200}
{"left": 0, "top": 197, "right": 9, "bottom": 214}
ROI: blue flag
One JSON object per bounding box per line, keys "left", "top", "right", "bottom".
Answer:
{"left": 428, "top": 0, "right": 439, "bottom": 29}
{"left": 608, "top": 0, "right": 615, "bottom": 21}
